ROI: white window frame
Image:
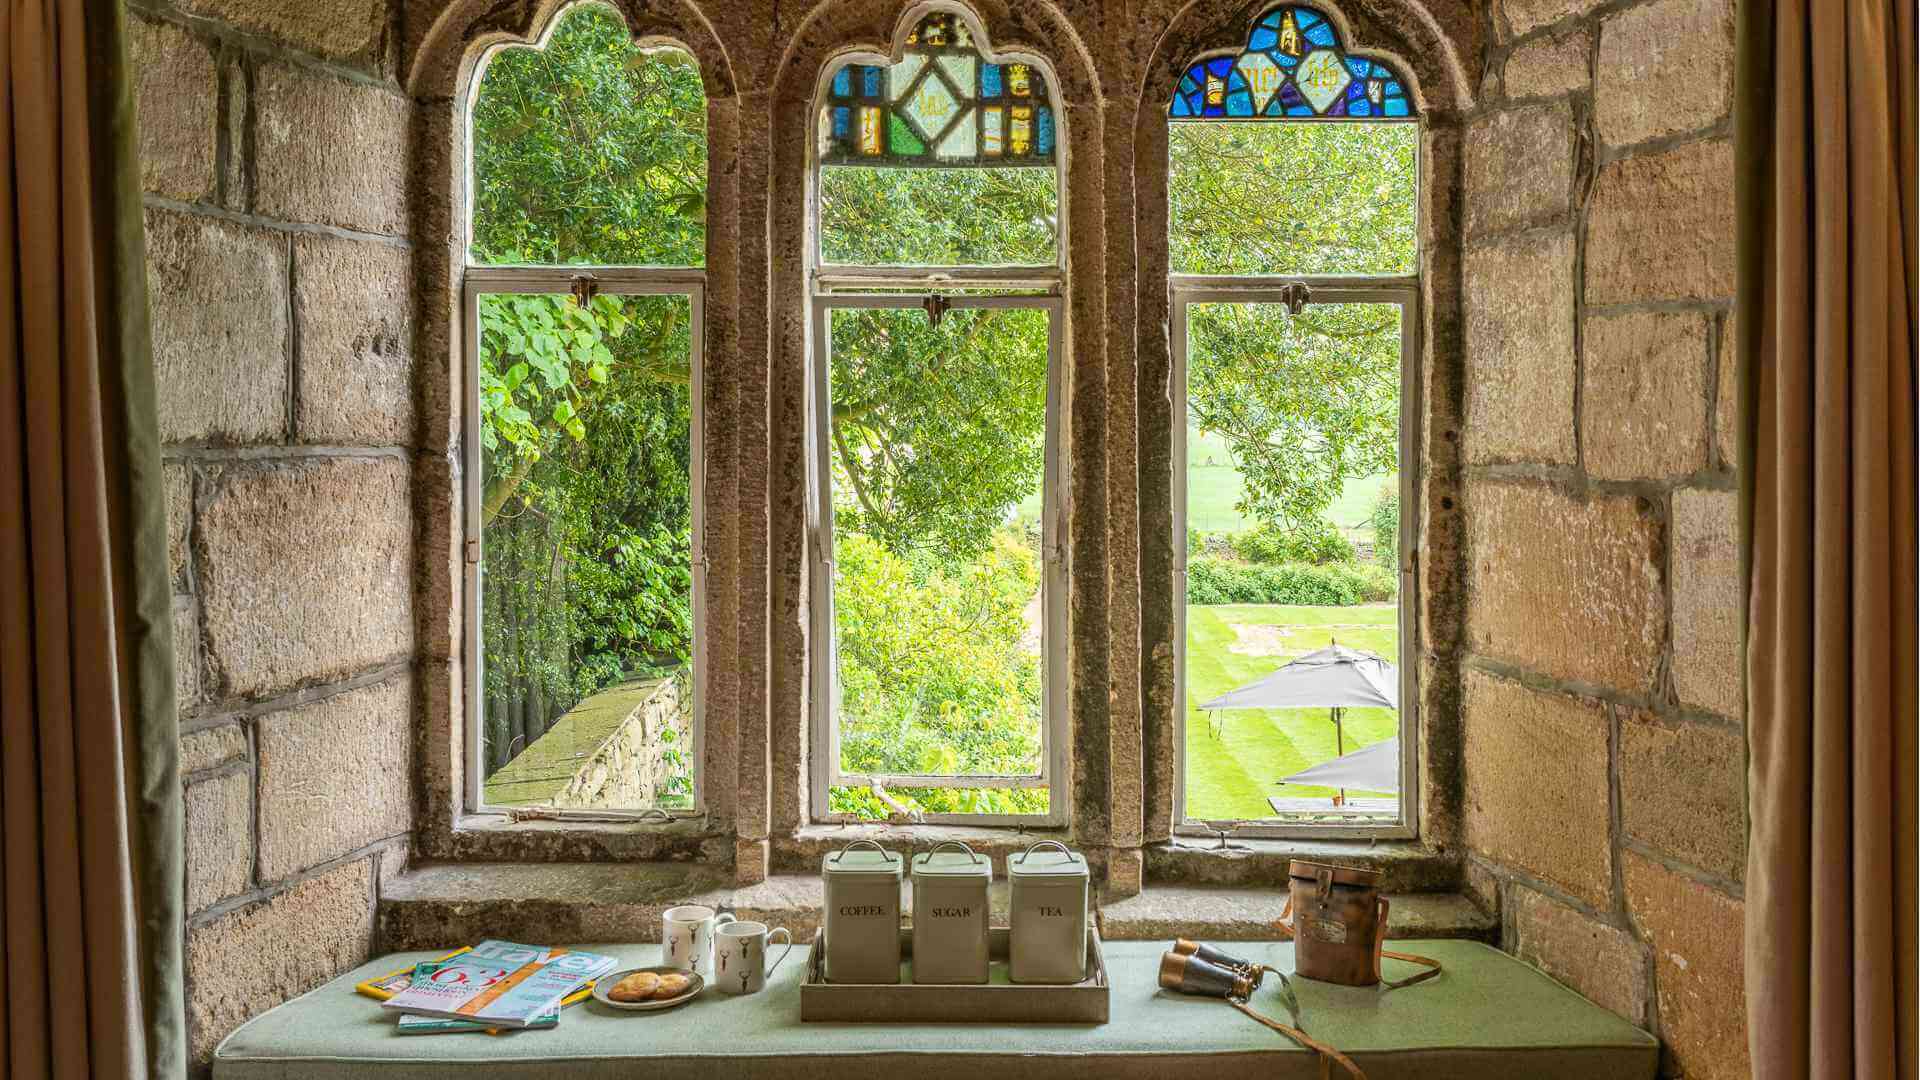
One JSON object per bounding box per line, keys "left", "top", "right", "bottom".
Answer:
{"left": 1170, "top": 275, "right": 1422, "bottom": 841}
{"left": 804, "top": 2, "right": 1071, "bottom": 826}
{"left": 462, "top": 267, "right": 708, "bottom": 820}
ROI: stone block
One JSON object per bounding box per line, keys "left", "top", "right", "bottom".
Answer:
{"left": 1581, "top": 311, "right": 1711, "bottom": 481}
{"left": 178, "top": 0, "right": 388, "bottom": 68}
{"left": 186, "top": 860, "right": 372, "bottom": 1064}
{"left": 197, "top": 457, "right": 413, "bottom": 697}
{"left": 144, "top": 207, "right": 288, "bottom": 445}
{"left": 1621, "top": 714, "right": 1744, "bottom": 879}
{"left": 1502, "top": 0, "right": 1606, "bottom": 37}
{"left": 129, "top": 15, "right": 216, "bottom": 201}
{"left": 257, "top": 678, "right": 412, "bottom": 880}
{"left": 166, "top": 463, "right": 191, "bottom": 590}
{"left": 1463, "top": 233, "right": 1577, "bottom": 466}
{"left": 254, "top": 63, "right": 409, "bottom": 236}
{"left": 1504, "top": 28, "right": 1591, "bottom": 99}
{"left": 1508, "top": 884, "right": 1649, "bottom": 1024}
{"left": 1596, "top": 0, "right": 1733, "bottom": 148}
{"left": 184, "top": 768, "right": 251, "bottom": 912}
{"left": 1715, "top": 313, "right": 1738, "bottom": 468}
{"left": 1466, "top": 102, "right": 1575, "bottom": 235}
{"left": 173, "top": 596, "right": 202, "bottom": 709}
{"left": 1467, "top": 481, "right": 1665, "bottom": 692}
{"left": 292, "top": 235, "right": 414, "bottom": 445}
{"left": 1623, "top": 853, "right": 1749, "bottom": 1080}
{"left": 1465, "top": 858, "right": 1500, "bottom": 917}
{"left": 1462, "top": 670, "right": 1613, "bottom": 907}
{"left": 1587, "top": 139, "right": 1736, "bottom": 305}
{"left": 1672, "top": 488, "right": 1743, "bottom": 717}
{"left": 180, "top": 724, "right": 247, "bottom": 774}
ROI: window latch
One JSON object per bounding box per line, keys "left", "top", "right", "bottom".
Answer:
{"left": 464, "top": 538, "right": 481, "bottom": 565}
{"left": 1278, "top": 281, "right": 1311, "bottom": 315}
{"left": 570, "top": 273, "right": 600, "bottom": 308}
{"left": 921, "top": 292, "right": 950, "bottom": 329}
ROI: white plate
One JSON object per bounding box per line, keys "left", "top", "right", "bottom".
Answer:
{"left": 591, "top": 966, "right": 705, "bottom": 1012}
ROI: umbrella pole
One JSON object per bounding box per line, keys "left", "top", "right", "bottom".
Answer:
{"left": 1333, "top": 706, "right": 1346, "bottom": 807}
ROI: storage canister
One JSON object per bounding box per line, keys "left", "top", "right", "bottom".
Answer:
{"left": 1007, "top": 840, "right": 1089, "bottom": 984}
{"left": 909, "top": 840, "right": 992, "bottom": 984}
{"left": 821, "top": 839, "right": 904, "bottom": 984}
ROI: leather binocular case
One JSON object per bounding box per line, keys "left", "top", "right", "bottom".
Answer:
{"left": 1282, "top": 859, "right": 1389, "bottom": 987}
{"left": 1158, "top": 950, "right": 1258, "bottom": 1001}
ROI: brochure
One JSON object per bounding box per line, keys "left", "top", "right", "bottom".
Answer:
{"left": 380, "top": 940, "right": 618, "bottom": 1029}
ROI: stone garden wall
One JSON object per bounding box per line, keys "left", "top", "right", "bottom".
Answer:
{"left": 1459, "top": 1, "right": 1748, "bottom": 1077}
{"left": 132, "top": 0, "right": 417, "bottom": 1065}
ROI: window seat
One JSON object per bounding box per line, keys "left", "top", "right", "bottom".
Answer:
{"left": 214, "top": 940, "right": 1656, "bottom": 1080}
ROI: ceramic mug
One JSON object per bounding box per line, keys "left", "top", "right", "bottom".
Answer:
{"left": 662, "top": 904, "right": 736, "bottom": 977}
{"left": 713, "top": 920, "right": 794, "bottom": 995}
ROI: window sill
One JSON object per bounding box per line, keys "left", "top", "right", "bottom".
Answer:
{"left": 376, "top": 860, "right": 1494, "bottom": 953}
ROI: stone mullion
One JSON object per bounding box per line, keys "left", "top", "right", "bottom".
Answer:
{"left": 700, "top": 95, "right": 743, "bottom": 839}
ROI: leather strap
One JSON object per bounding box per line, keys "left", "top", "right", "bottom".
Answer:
{"left": 1228, "top": 998, "right": 1367, "bottom": 1080}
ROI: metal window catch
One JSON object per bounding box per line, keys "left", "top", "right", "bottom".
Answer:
{"left": 570, "top": 273, "right": 600, "bottom": 308}
{"left": 921, "top": 292, "right": 950, "bottom": 328}
{"left": 1279, "top": 281, "right": 1312, "bottom": 315}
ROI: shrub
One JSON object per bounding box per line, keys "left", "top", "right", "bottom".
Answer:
{"left": 1370, "top": 487, "right": 1400, "bottom": 570}
{"left": 1188, "top": 557, "right": 1396, "bottom": 606}
{"left": 1228, "top": 520, "right": 1356, "bottom": 566}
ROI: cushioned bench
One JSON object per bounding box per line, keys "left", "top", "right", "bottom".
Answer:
{"left": 215, "top": 939, "right": 1657, "bottom": 1080}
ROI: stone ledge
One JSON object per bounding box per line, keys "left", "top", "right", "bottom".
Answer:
{"left": 1146, "top": 838, "right": 1460, "bottom": 892}
{"left": 376, "top": 862, "right": 1493, "bottom": 952}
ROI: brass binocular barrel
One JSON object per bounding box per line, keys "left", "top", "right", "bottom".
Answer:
{"left": 1157, "top": 949, "right": 1258, "bottom": 1000}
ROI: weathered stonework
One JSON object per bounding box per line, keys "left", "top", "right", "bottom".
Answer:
{"left": 129, "top": 14, "right": 217, "bottom": 202}
{"left": 1620, "top": 713, "right": 1744, "bottom": 880}
{"left": 1465, "top": 102, "right": 1575, "bottom": 235}
{"left": 1503, "top": 28, "right": 1591, "bottom": 100}
{"left": 173, "top": 596, "right": 203, "bottom": 709}
{"left": 184, "top": 768, "right": 252, "bottom": 912}
{"left": 186, "top": 859, "right": 373, "bottom": 1064}
{"left": 1463, "top": 233, "right": 1577, "bottom": 465}
{"left": 1715, "top": 314, "right": 1738, "bottom": 468}
{"left": 144, "top": 207, "right": 289, "bottom": 445}
{"left": 1508, "top": 883, "right": 1649, "bottom": 1024}
{"left": 1586, "top": 138, "right": 1736, "bottom": 305}
{"left": 1501, "top": 0, "right": 1606, "bottom": 37}
{"left": 165, "top": 462, "right": 192, "bottom": 590}
{"left": 1462, "top": 670, "right": 1613, "bottom": 907}
{"left": 1594, "top": 0, "right": 1733, "bottom": 148}
{"left": 177, "top": 0, "right": 390, "bottom": 68}
{"left": 196, "top": 457, "right": 413, "bottom": 697}
{"left": 1467, "top": 482, "right": 1665, "bottom": 692}
{"left": 1580, "top": 310, "right": 1711, "bottom": 481}
{"left": 1671, "top": 487, "right": 1742, "bottom": 718}
{"left": 256, "top": 678, "right": 413, "bottom": 880}
{"left": 253, "top": 63, "right": 410, "bottom": 236}
{"left": 1623, "top": 853, "right": 1749, "bottom": 1080}
{"left": 292, "top": 234, "right": 415, "bottom": 445}
{"left": 181, "top": 724, "right": 248, "bottom": 775}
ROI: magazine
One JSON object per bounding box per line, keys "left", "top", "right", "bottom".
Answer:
{"left": 355, "top": 948, "right": 473, "bottom": 1001}
{"left": 380, "top": 941, "right": 618, "bottom": 1029}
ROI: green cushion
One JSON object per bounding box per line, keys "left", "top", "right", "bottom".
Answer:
{"left": 215, "top": 940, "right": 1656, "bottom": 1080}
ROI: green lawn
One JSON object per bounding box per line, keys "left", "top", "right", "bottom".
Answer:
{"left": 1184, "top": 602, "right": 1400, "bottom": 820}
{"left": 1186, "top": 427, "right": 1395, "bottom": 537}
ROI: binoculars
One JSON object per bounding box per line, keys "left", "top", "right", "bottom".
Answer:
{"left": 1156, "top": 939, "right": 1266, "bottom": 1000}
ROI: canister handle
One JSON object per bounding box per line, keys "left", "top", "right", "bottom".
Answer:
{"left": 924, "top": 839, "right": 983, "bottom": 863}
{"left": 828, "top": 838, "right": 892, "bottom": 863}
{"left": 1013, "top": 840, "right": 1074, "bottom": 864}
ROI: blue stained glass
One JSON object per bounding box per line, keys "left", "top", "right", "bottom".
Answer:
{"left": 982, "top": 63, "right": 1003, "bottom": 97}
{"left": 833, "top": 67, "right": 851, "bottom": 96}
{"left": 1037, "top": 106, "right": 1055, "bottom": 153}
{"left": 1168, "top": 4, "right": 1415, "bottom": 120}
{"left": 832, "top": 105, "right": 849, "bottom": 137}
{"left": 862, "top": 66, "right": 881, "bottom": 97}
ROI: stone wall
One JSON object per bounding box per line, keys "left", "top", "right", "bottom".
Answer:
{"left": 133, "top": 0, "right": 416, "bottom": 1067}
{"left": 1461, "top": 1, "right": 1747, "bottom": 1077}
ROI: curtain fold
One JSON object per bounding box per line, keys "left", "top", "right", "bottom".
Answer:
{"left": 0, "top": 0, "right": 186, "bottom": 1075}
{"left": 1738, "top": 0, "right": 1919, "bottom": 1077}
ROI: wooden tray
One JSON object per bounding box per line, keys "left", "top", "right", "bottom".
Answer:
{"left": 799, "top": 925, "right": 1109, "bottom": 1024}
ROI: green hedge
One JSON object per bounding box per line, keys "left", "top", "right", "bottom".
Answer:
{"left": 1188, "top": 557, "right": 1396, "bottom": 606}
{"left": 1224, "top": 520, "right": 1356, "bottom": 566}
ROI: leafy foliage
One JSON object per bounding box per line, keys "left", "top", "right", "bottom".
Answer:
{"left": 1226, "top": 519, "right": 1355, "bottom": 566}
{"left": 1369, "top": 486, "right": 1399, "bottom": 570}
{"left": 819, "top": 166, "right": 1057, "bottom": 266}
{"left": 1186, "top": 557, "right": 1395, "bottom": 606}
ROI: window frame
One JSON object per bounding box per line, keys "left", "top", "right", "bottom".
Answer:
{"left": 461, "top": 267, "right": 709, "bottom": 820}
{"left": 1169, "top": 274, "right": 1422, "bottom": 841}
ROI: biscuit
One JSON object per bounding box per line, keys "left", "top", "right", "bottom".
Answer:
{"left": 653, "top": 973, "right": 692, "bottom": 999}
{"left": 608, "top": 971, "right": 662, "bottom": 1002}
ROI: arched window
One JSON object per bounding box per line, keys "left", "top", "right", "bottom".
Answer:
{"left": 463, "top": 3, "right": 709, "bottom": 818}
{"left": 806, "top": 5, "right": 1067, "bottom": 825}
{"left": 1169, "top": 3, "right": 1421, "bottom": 839}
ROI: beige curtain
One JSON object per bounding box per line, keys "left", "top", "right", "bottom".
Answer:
{"left": 0, "top": 0, "right": 186, "bottom": 1076}
{"left": 1737, "top": 0, "right": 1919, "bottom": 1077}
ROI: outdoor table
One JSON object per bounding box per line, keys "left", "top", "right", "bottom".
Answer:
{"left": 215, "top": 939, "right": 1657, "bottom": 1080}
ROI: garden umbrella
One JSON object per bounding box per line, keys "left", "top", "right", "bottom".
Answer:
{"left": 1197, "top": 643, "right": 1399, "bottom": 803}
{"left": 1277, "top": 736, "right": 1401, "bottom": 793}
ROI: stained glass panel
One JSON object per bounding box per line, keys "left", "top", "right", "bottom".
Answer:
{"left": 819, "top": 10, "right": 1058, "bottom": 167}
{"left": 1169, "top": 2, "right": 1416, "bottom": 121}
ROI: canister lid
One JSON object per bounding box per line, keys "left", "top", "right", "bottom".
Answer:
{"left": 909, "top": 840, "right": 993, "bottom": 880}
{"left": 1287, "top": 859, "right": 1379, "bottom": 888}
{"left": 823, "top": 839, "right": 903, "bottom": 879}
{"left": 1008, "top": 840, "right": 1087, "bottom": 879}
